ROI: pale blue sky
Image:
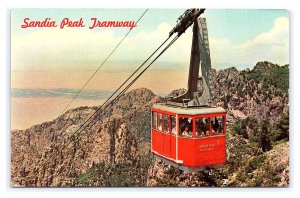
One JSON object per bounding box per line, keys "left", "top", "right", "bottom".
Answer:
{"left": 11, "top": 8, "right": 289, "bottom": 74}
{"left": 11, "top": 9, "right": 289, "bottom": 93}
{"left": 205, "top": 9, "right": 288, "bottom": 44}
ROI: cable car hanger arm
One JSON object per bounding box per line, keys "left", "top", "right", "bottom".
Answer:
{"left": 167, "top": 9, "right": 213, "bottom": 107}
{"left": 169, "top": 9, "right": 205, "bottom": 37}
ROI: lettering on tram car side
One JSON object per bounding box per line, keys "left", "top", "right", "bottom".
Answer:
{"left": 199, "top": 143, "right": 216, "bottom": 152}
{"left": 198, "top": 137, "right": 222, "bottom": 152}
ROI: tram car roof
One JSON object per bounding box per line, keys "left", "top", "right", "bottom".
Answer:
{"left": 152, "top": 103, "right": 226, "bottom": 115}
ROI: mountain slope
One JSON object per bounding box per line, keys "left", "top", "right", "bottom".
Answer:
{"left": 11, "top": 88, "right": 161, "bottom": 187}
{"left": 11, "top": 61, "right": 289, "bottom": 187}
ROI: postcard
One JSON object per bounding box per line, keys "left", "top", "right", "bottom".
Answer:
{"left": 11, "top": 8, "right": 289, "bottom": 187}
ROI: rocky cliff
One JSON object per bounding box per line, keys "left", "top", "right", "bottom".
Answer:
{"left": 11, "top": 88, "right": 161, "bottom": 187}
{"left": 11, "top": 61, "right": 289, "bottom": 187}
{"left": 147, "top": 61, "right": 289, "bottom": 187}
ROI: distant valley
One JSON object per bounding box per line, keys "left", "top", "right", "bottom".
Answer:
{"left": 11, "top": 88, "right": 114, "bottom": 100}
{"left": 11, "top": 61, "right": 289, "bottom": 187}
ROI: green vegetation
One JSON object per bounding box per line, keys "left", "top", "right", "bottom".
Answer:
{"left": 74, "top": 63, "right": 290, "bottom": 187}
{"left": 245, "top": 64, "right": 289, "bottom": 93}
{"left": 226, "top": 111, "right": 289, "bottom": 187}
{"left": 245, "top": 154, "right": 266, "bottom": 173}
{"left": 230, "top": 118, "right": 249, "bottom": 139}
{"left": 127, "top": 111, "right": 151, "bottom": 142}
{"left": 261, "top": 120, "right": 272, "bottom": 152}
{"left": 155, "top": 165, "right": 182, "bottom": 187}
{"left": 271, "top": 111, "right": 289, "bottom": 142}
{"left": 74, "top": 164, "right": 102, "bottom": 186}
{"left": 228, "top": 154, "right": 266, "bottom": 186}
{"left": 74, "top": 156, "right": 153, "bottom": 187}
{"left": 229, "top": 114, "right": 290, "bottom": 153}
{"left": 154, "top": 163, "right": 226, "bottom": 187}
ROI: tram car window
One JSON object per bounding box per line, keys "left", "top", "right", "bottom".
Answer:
{"left": 157, "top": 113, "right": 163, "bottom": 131}
{"left": 201, "top": 117, "right": 210, "bottom": 136}
{"left": 179, "top": 117, "right": 193, "bottom": 138}
{"left": 171, "top": 116, "right": 176, "bottom": 136}
{"left": 164, "top": 115, "right": 169, "bottom": 134}
{"left": 218, "top": 116, "right": 225, "bottom": 134}
{"left": 196, "top": 117, "right": 209, "bottom": 138}
{"left": 211, "top": 116, "right": 225, "bottom": 135}
{"left": 152, "top": 112, "right": 157, "bottom": 130}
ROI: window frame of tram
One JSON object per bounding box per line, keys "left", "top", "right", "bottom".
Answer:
{"left": 179, "top": 117, "right": 194, "bottom": 138}
{"left": 211, "top": 115, "right": 226, "bottom": 136}
{"left": 152, "top": 111, "right": 157, "bottom": 130}
{"left": 171, "top": 115, "right": 176, "bottom": 136}
{"left": 195, "top": 117, "right": 211, "bottom": 138}
{"left": 163, "top": 114, "right": 170, "bottom": 134}
{"left": 176, "top": 115, "right": 226, "bottom": 139}
{"left": 194, "top": 115, "right": 226, "bottom": 138}
{"left": 157, "top": 113, "right": 163, "bottom": 132}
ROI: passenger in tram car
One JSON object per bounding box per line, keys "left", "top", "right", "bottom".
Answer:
{"left": 213, "top": 117, "right": 220, "bottom": 132}
{"left": 158, "top": 114, "right": 162, "bottom": 131}
{"left": 180, "top": 118, "right": 193, "bottom": 136}
{"left": 200, "top": 131, "right": 205, "bottom": 137}
{"left": 205, "top": 118, "right": 209, "bottom": 124}
{"left": 158, "top": 123, "right": 162, "bottom": 131}
{"left": 205, "top": 130, "right": 210, "bottom": 136}
{"left": 203, "top": 118, "right": 209, "bottom": 133}
{"left": 212, "top": 128, "right": 215, "bottom": 135}
{"left": 196, "top": 130, "right": 206, "bottom": 138}
{"left": 220, "top": 129, "right": 224, "bottom": 134}
{"left": 188, "top": 118, "right": 193, "bottom": 130}
{"left": 172, "top": 125, "right": 176, "bottom": 135}
{"left": 211, "top": 120, "right": 214, "bottom": 131}
{"left": 219, "top": 117, "right": 224, "bottom": 132}
{"left": 196, "top": 119, "right": 205, "bottom": 138}
{"left": 182, "top": 126, "right": 191, "bottom": 137}
{"left": 180, "top": 118, "right": 189, "bottom": 132}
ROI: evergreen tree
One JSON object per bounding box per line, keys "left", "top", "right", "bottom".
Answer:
{"left": 260, "top": 120, "right": 272, "bottom": 152}
{"left": 272, "top": 111, "right": 289, "bottom": 141}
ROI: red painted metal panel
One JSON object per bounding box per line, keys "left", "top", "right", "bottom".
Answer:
{"left": 152, "top": 130, "right": 162, "bottom": 154}
{"left": 170, "top": 135, "right": 176, "bottom": 160}
{"left": 151, "top": 108, "right": 226, "bottom": 168}
{"left": 177, "top": 137, "right": 195, "bottom": 164}
{"left": 177, "top": 136, "right": 226, "bottom": 167}
{"left": 157, "top": 131, "right": 164, "bottom": 154}
{"left": 194, "top": 136, "right": 226, "bottom": 166}
{"left": 163, "top": 133, "right": 171, "bottom": 157}
{"left": 152, "top": 130, "right": 158, "bottom": 152}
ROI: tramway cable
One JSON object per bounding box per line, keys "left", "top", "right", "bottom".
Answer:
{"left": 61, "top": 8, "right": 226, "bottom": 173}
{"left": 59, "top": 8, "right": 149, "bottom": 116}
{"left": 68, "top": 9, "right": 205, "bottom": 139}
{"left": 70, "top": 35, "right": 179, "bottom": 138}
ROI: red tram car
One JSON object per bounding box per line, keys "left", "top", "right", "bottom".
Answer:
{"left": 151, "top": 9, "right": 227, "bottom": 172}
{"left": 151, "top": 103, "right": 226, "bottom": 172}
